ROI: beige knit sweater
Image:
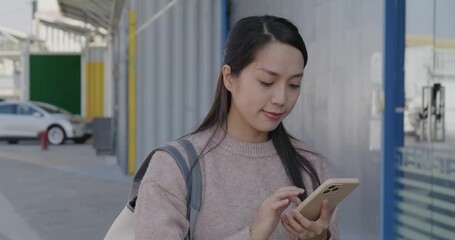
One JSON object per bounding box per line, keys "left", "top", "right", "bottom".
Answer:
{"left": 135, "top": 127, "right": 339, "bottom": 239}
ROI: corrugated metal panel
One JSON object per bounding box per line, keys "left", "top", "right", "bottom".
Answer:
{"left": 104, "top": 40, "right": 113, "bottom": 117}
{"left": 29, "top": 54, "right": 81, "bottom": 114}
{"left": 230, "top": 1, "right": 383, "bottom": 239}
{"left": 134, "top": 0, "right": 222, "bottom": 167}
{"left": 112, "top": 4, "right": 130, "bottom": 173}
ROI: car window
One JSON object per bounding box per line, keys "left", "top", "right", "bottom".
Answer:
{"left": 36, "top": 104, "right": 71, "bottom": 115}
{"left": 0, "top": 104, "right": 17, "bottom": 114}
{"left": 17, "top": 104, "right": 39, "bottom": 115}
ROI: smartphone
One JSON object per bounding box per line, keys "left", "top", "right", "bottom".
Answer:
{"left": 296, "top": 178, "right": 359, "bottom": 221}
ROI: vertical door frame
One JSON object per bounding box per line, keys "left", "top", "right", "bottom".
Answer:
{"left": 381, "top": 0, "right": 405, "bottom": 239}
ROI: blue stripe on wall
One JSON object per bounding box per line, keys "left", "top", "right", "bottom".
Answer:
{"left": 381, "top": 0, "right": 406, "bottom": 239}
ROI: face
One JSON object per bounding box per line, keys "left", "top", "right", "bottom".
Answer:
{"left": 223, "top": 41, "right": 304, "bottom": 142}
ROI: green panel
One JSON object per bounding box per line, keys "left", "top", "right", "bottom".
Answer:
{"left": 29, "top": 54, "right": 81, "bottom": 114}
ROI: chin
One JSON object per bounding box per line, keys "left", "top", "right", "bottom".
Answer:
{"left": 256, "top": 123, "right": 280, "bottom": 133}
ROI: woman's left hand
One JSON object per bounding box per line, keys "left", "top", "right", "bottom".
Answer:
{"left": 280, "top": 199, "right": 333, "bottom": 240}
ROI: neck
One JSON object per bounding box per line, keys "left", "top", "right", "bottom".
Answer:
{"left": 224, "top": 111, "right": 268, "bottom": 143}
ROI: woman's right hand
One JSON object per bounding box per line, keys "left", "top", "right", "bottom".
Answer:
{"left": 250, "top": 187, "right": 305, "bottom": 240}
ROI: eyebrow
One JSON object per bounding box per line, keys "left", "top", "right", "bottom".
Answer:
{"left": 258, "top": 67, "right": 303, "bottom": 79}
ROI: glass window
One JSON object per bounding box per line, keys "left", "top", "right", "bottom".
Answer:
{"left": 17, "top": 104, "right": 39, "bottom": 115}
{"left": 0, "top": 104, "right": 17, "bottom": 114}
{"left": 396, "top": 1, "right": 455, "bottom": 239}
{"left": 35, "top": 103, "right": 71, "bottom": 115}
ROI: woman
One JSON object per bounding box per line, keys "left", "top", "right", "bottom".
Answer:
{"left": 135, "top": 15, "right": 339, "bottom": 240}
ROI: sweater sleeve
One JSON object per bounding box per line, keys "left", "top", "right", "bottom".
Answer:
{"left": 134, "top": 150, "right": 253, "bottom": 240}
{"left": 134, "top": 150, "right": 189, "bottom": 239}
{"left": 221, "top": 227, "right": 251, "bottom": 240}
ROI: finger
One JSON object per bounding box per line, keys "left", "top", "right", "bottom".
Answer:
{"left": 289, "top": 196, "right": 302, "bottom": 206}
{"left": 270, "top": 199, "right": 289, "bottom": 210}
{"left": 275, "top": 188, "right": 305, "bottom": 196}
{"left": 305, "top": 230, "right": 316, "bottom": 238}
{"left": 291, "top": 209, "right": 322, "bottom": 236}
{"left": 276, "top": 186, "right": 305, "bottom": 193}
{"left": 280, "top": 213, "right": 289, "bottom": 224}
{"left": 297, "top": 230, "right": 309, "bottom": 240}
{"left": 272, "top": 189, "right": 305, "bottom": 201}
{"left": 291, "top": 209, "right": 313, "bottom": 230}
{"left": 276, "top": 202, "right": 291, "bottom": 215}
{"left": 286, "top": 211, "right": 305, "bottom": 233}
{"left": 319, "top": 199, "right": 333, "bottom": 223}
{"left": 283, "top": 222, "right": 301, "bottom": 237}
{"left": 281, "top": 214, "right": 301, "bottom": 237}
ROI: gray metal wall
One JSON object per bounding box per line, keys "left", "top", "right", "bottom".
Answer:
{"left": 111, "top": 4, "right": 130, "bottom": 173}
{"left": 230, "top": 1, "right": 384, "bottom": 239}
{"left": 133, "top": 0, "right": 222, "bottom": 166}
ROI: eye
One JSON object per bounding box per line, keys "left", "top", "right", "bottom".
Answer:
{"left": 259, "top": 80, "right": 273, "bottom": 87}
{"left": 289, "top": 84, "right": 301, "bottom": 89}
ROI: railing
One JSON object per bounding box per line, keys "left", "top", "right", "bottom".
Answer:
{"left": 395, "top": 147, "right": 455, "bottom": 240}
{"left": 435, "top": 49, "right": 455, "bottom": 76}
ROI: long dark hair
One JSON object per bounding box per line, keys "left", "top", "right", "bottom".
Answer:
{"left": 189, "top": 15, "right": 320, "bottom": 199}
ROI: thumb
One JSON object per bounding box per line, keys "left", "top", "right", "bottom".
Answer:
{"left": 319, "top": 199, "right": 332, "bottom": 223}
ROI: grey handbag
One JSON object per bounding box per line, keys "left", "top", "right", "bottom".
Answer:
{"left": 104, "top": 139, "right": 202, "bottom": 240}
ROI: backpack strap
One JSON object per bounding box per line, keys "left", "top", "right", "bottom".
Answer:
{"left": 178, "top": 139, "right": 202, "bottom": 240}
{"left": 128, "top": 140, "right": 201, "bottom": 240}
{"left": 128, "top": 144, "right": 191, "bottom": 206}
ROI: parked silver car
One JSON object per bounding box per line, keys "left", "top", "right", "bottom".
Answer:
{"left": 0, "top": 100, "right": 92, "bottom": 145}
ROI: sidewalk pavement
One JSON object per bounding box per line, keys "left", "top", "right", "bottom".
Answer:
{"left": 0, "top": 141, "right": 131, "bottom": 240}
{"left": 0, "top": 141, "right": 131, "bottom": 183}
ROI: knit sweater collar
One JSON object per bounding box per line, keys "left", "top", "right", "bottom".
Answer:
{"left": 201, "top": 126, "right": 277, "bottom": 157}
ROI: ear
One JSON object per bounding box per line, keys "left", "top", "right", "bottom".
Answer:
{"left": 222, "top": 64, "right": 235, "bottom": 92}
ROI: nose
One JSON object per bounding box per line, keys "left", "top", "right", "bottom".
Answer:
{"left": 271, "top": 85, "right": 286, "bottom": 106}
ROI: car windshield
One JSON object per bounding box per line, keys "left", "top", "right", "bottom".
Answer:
{"left": 36, "top": 103, "right": 71, "bottom": 115}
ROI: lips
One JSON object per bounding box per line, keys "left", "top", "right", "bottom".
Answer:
{"left": 263, "top": 110, "right": 284, "bottom": 121}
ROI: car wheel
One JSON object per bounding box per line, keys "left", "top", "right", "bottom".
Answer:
{"left": 47, "top": 125, "right": 66, "bottom": 145}
{"left": 7, "top": 140, "right": 19, "bottom": 144}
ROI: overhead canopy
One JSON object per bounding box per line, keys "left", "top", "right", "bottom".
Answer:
{"left": 0, "top": 26, "right": 28, "bottom": 42}
{"left": 56, "top": 0, "right": 126, "bottom": 32}
{"left": 35, "top": 14, "right": 96, "bottom": 36}
{"left": 0, "top": 26, "right": 45, "bottom": 58}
